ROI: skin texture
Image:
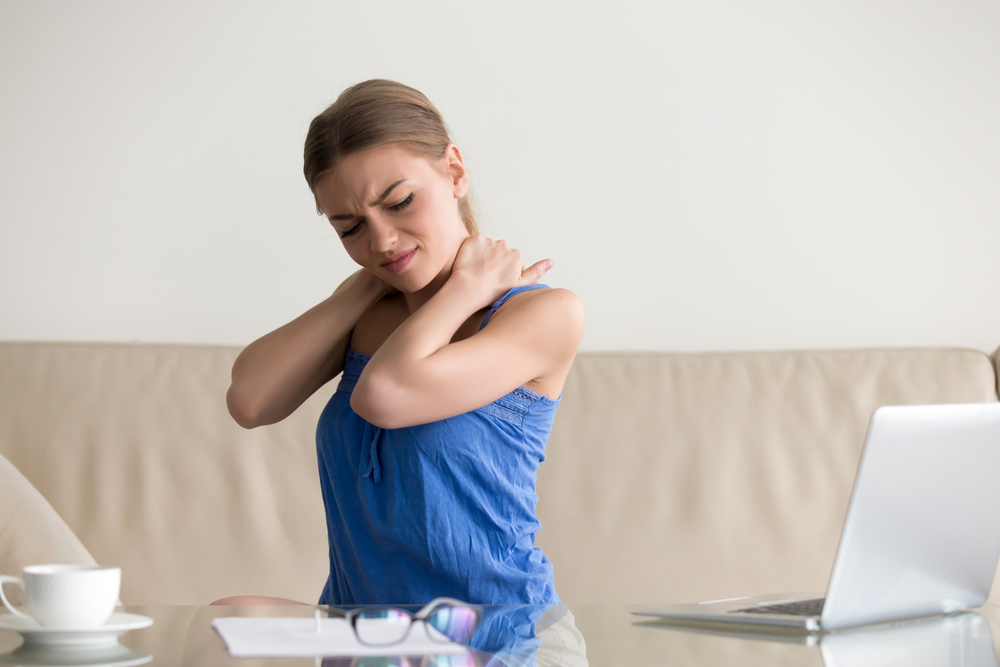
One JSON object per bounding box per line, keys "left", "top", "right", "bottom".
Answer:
{"left": 219, "top": 142, "right": 585, "bottom": 604}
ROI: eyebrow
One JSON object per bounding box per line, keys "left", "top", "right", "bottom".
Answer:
{"left": 328, "top": 179, "right": 406, "bottom": 221}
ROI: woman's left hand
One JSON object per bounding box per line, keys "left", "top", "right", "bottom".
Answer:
{"left": 451, "top": 236, "right": 554, "bottom": 308}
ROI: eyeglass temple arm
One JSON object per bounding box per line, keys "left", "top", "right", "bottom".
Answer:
{"left": 314, "top": 605, "right": 348, "bottom": 618}
{"left": 415, "top": 597, "right": 480, "bottom": 619}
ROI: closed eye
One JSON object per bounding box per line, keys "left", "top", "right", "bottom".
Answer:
{"left": 339, "top": 220, "right": 363, "bottom": 238}
{"left": 387, "top": 193, "right": 414, "bottom": 213}
{"left": 337, "top": 192, "right": 410, "bottom": 238}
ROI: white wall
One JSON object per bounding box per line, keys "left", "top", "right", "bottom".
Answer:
{"left": 2, "top": 0, "right": 998, "bottom": 353}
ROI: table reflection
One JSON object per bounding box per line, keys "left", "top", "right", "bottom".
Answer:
{"left": 318, "top": 605, "right": 588, "bottom": 667}
{"left": 10, "top": 605, "right": 998, "bottom": 666}
{"left": 468, "top": 605, "right": 587, "bottom": 667}
{"left": 635, "top": 611, "right": 1000, "bottom": 667}
{"left": 820, "top": 613, "right": 997, "bottom": 667}
{"left": 0, "top": 641, "right": 151, "bottom": 667}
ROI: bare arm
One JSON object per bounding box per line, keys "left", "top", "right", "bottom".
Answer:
{"left": 227, "top": 269, "right": 392, "bottom": 429}
{"left": 352, "top": 237, "right": 586, "bottom": 429}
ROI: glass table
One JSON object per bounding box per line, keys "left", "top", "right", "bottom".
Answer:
{"left": 2, "top": 603, "right": 999, "bottom": 666}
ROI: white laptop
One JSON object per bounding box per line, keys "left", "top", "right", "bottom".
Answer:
{"left": 635, "top": 402, "right": 1000, "bottom": 632}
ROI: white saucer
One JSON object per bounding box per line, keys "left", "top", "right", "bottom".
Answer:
{"left": 0, "top": 642, "right": 151, "bottom": 667}
{"left": 0, "top": 613, "right": 153, "bottom": 648}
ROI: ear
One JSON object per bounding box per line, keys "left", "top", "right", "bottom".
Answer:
{"left": 443, "top": 144, "right": 469, "bottom": 200}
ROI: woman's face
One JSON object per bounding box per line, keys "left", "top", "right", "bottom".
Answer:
{"left": 314, "top": 143, "right": 470, "bottom": 294}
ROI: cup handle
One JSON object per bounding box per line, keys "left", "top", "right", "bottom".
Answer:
{"left": 0, "top": 575, "right": 34, "bottom": 621}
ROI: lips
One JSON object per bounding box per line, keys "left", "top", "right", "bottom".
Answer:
{"left": 380, "top": 248, "right": 416, "bottom": 274}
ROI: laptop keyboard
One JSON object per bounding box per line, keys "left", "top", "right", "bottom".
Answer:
{"left": 730, "top": 598, "right": 826, "bottom": 616}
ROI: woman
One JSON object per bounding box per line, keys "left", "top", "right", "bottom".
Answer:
{"left": 222, "top": 79, "right": 585, "bottom": 607}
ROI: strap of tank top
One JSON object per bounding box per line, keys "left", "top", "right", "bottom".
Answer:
{"left": 480, "top": 284, "right": 549, "bottom": 331}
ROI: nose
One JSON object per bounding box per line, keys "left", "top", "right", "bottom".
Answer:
{"left": 367, "top": 215, "right": 397, "bottom": 254}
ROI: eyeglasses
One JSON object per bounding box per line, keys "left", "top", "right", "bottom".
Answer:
{"left": 328, "top": 597, "right": 482, "bottom": 648}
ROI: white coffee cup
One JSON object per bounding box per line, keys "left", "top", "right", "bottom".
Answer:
{"left": 0, "top": 564, "right": 121, "bottom": 628}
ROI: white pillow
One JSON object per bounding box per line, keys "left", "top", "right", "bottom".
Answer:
{"left": 0, "top": 452, "right": 97, "bottom": 606}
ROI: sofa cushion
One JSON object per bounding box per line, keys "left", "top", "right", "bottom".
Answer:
{"left": 537, "top": 348, "right": 1000, "bottom": 604}
{"left": 2, "top": 342, "right": 998, "bottom": 606}
{"left": 0, "top": 342, "right": 331, "bottom": 606}
{"left": 0, "top": 452, "right": 97, "bottom": 605}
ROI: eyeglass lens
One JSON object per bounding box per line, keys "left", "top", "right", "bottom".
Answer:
{"left": 355, "top": 609, "right": 412, "bottom": 645}
{"left": 354, "top": 604, "right": 479, "bottom": 646}
{"left": 425, "top": 607, "right": 478, "bottom": 644}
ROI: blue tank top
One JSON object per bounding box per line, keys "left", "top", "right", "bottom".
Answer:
{"left": 316, "top": 284, "right": 562, "bottom": 605}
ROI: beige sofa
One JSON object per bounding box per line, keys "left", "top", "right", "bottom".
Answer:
{"left": 2, "top": 341, "right": 999, "bottom": 607}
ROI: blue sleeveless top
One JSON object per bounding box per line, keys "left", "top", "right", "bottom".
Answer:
{"left": 316, "top": 284, "right": 561, "bottom": 606}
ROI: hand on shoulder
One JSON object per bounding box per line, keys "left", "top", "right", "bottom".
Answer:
{"left": 349, "top": 236, "right": 583, "bottom": 426}
{"left": 452, "top": 236, "right": 554, "bottom": 310}
{"left": 335, "top": 267, "right": 400, "bottom": 302}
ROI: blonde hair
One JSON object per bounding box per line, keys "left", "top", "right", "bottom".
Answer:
{"left": 303, "top": 79, "right": 478, "bottom": 235}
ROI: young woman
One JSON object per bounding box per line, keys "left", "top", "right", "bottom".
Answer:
{"left": 223, "top": 79, "right": 585, "bottom": 607}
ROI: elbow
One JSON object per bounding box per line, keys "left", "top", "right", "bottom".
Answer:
{"left": 350, "top": 371, "right": 404, "bottom": 429}
{"left": 227, "top": 382, "right": 265, "bottom": 429}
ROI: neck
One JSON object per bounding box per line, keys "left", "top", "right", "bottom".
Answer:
{"left": 400, "top": 238, "right": 463, "bottom": 315}
{"left": 402, "top": 266, "right": 452, "bottom": 314}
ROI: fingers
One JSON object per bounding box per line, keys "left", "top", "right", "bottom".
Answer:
{"left": 455, "top": 235, "right": 553, "bottom": 291}
{"left": 519, "top": 259, "right": 554, "bottom": 285}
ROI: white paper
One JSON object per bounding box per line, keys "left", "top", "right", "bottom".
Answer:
{"left": 212, "top": 616, "right": 471, "bottom": 658}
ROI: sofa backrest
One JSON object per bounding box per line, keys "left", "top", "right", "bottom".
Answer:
{"left": 0, "top": 342, "right": 331, "bottom": 605}
{"left": 537, "top": 348, "right": 1000, "bottom": 604}
{"left": 1, "top": 342, "right": 997, "bottom": 605}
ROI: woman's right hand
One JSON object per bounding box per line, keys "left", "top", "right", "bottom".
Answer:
{"left": 335, "top": 267, "right": 399, "bottom": 302}
{"left": 451, "top": 236, "right": 553, "bottom": 309}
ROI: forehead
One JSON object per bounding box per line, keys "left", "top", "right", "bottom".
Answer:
{"left": 315, "top": 144, "right": 436, "bottom": 212}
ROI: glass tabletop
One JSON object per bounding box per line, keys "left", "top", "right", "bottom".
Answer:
{"left": 2, "top": 603, "right": 999, "bottom": 666}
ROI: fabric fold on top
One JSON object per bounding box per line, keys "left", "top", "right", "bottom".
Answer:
{"left": 360, "top": 425, "right": 383, "bottom": 484}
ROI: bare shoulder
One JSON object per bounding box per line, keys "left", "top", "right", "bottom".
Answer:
{"left": 491, "top": 287, "right": 587, "bottom": 343}
{"left": 351, "top": 294, "right": 409, "bottom": 357}
{"left": 487, "top": 287, "right": 586, "bottom": 398}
